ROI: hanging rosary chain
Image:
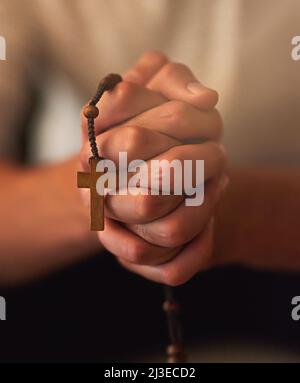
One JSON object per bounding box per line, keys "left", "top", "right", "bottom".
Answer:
{"left": 83, "top": 73, "right": 186, "bottom": 363}
{"left": 163, "top": 286, "right": 186, "bottom": 363}
{"left": 83, "top": 73, "right": 122, "bottom": 159}
{"left": 87, "top": 118, "right": 99, "bottom": 159}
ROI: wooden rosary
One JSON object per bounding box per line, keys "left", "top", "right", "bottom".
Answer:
{"left": 77, "top": 74, "right": 186, "bottom": 363}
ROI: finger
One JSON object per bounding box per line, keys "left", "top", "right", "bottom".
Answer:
{"left": 105, "top": 194, "right": 183, "bottom": 224}
{"left": 119, "top": 221, "right": 214, "bottom": 285}
{"left": 123, "top": 51, "right": 169, "bottom": 85}
{"left": 81, "top": 82, "right": 167, "bottom": 138}
{"left": 147, "top": 62, "right": 219, "bottom": 110}
{"left": 81, "top": 51, "right": 168, "bottom": 137}
{"left": 124, "top": 100, "right": 223, "bottom": 142}
{"left": 99, "top": 218, "right": 181, "bottom": 266}
{"left": 81, "top": 137, "right": 226, "bottom": 225}
{"left": 137, "top": 141, "right": 227, "bottom": 193}
{"left": 79, "top": 187, "right": 183, "bottom": 224}
{"left": 126, "top": 175, "right": 228, "bottom": 247}
{"left": 80, "top": 126, "right": 179, "bottom": 169}
{"left": 81, "top": 140, "right": 226, "bottom": 213}
{"left": 81, "top": 125, "right": 184, "bottom": 223}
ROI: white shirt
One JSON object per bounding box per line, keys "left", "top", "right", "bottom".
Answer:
{"left": 0, "top": 0, "right": 299, "bottom": 166}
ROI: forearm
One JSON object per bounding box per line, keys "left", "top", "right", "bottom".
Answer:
{"left": 0, "top": 157, "right": 102, "bottom": 286}
{"left": 214, "top": 168, "right": 300, "bottom": 272}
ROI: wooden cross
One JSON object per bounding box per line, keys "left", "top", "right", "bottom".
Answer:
{"left": 77, "top": 157, "right": 105, "bottom": 231}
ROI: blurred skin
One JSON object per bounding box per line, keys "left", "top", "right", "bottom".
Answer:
{"left": 0, "top": 158, "right": 100, "bottom": 285}
{"left": 0, "top": 51, "right": 300, "bottom": 287}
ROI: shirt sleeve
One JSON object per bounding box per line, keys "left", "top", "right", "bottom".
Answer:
{"left": 0, "top": 0, "right": 42, "bottom": 161}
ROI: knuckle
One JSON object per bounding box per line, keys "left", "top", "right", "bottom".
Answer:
{"left": 122, "top": 125, "right": 145, "bottom": 153}
{"left": 124, "top": 125, "right": 142, "bottom": 142}
{"left": 98, "top": 126, "right": 146, "bottom": 159}
{"left": 115, "top": 81, "right": 136, "bottom": 105}
{"left": 135, "top": 223, "right": 159, "bottom": 247}
{"left": 144, "top": 51, "right": 169, "bottom": 65}
{"left": 134, "top": 195, "right": 157, "bottom": 222}
{"left": 127, "top": 68, "right": 143, "bottom": 83}
{"left": 127, "top": 240, "right": 146, "bottom": 264}
{"left": 165, "top": 100, "right": 189, "bottom": 122}
{"left": 161, "top": 62, "right": 189, "bottom": 77}
{"left": 159, "top": 220, "right": 186, "bottom": 248}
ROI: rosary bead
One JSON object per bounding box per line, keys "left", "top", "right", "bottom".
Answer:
{"left": 167, "top": 344, "right": 183, "bottom": 355}
{"left": 167, "top": 344, "right": 186, "bottom": 363}
{"left": 163, "top": 300, "right": 180, "bottom": 313}
{"left": 99, "top": 73, "right": 122, "bottom": 91}
{"left": 83, "top": 104, "right": 99, "bottom": 119}
{"left": 167, "top": 355, "right": 185, "bottom": 363}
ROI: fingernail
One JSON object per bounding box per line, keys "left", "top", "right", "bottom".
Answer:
{"left": 187, "top": 81, "right": 207, "bottom": 94}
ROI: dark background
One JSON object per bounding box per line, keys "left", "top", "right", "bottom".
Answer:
{"left": 1, "top": 252, "right": 300, "bottom": 363}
